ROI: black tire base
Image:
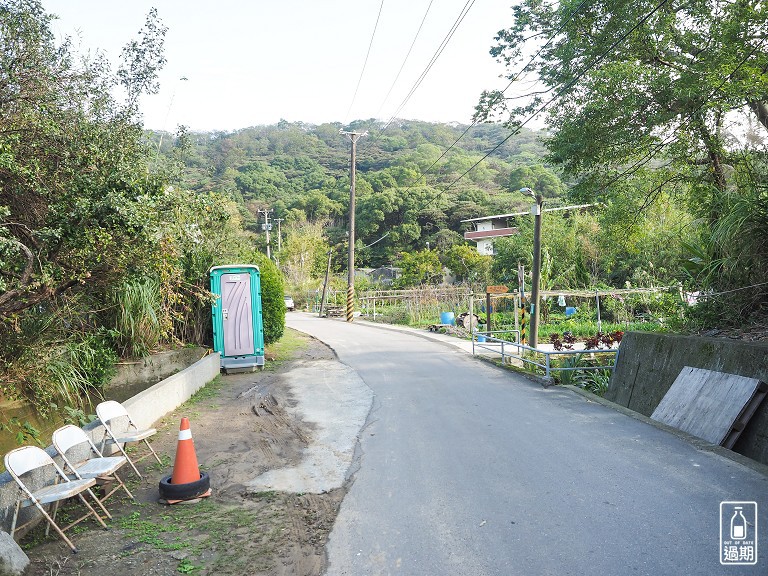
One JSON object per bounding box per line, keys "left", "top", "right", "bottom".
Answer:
{"left": 159, "top": 471, "right": 211, "bottom": 501}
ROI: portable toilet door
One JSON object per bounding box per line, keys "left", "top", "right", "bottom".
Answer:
{"left": 210, "top": 265, "right": 265, "bottom": 372}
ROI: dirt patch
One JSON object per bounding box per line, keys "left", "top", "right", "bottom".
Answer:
{"left": 22, "top": 331, "right": 346, "bottom": 576}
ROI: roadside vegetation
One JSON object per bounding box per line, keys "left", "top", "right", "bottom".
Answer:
{"left": 1, "top": 0, "right": 766, "bottom": 439}
{"left": 0, "top": 1, "right": 285, "bottom": 442}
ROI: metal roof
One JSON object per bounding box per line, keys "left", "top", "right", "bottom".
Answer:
{"left": 460, "top": 203, "right": 597, "bottom": 223}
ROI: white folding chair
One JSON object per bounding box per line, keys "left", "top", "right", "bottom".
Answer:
{"left": 96, "top": 400, "right": 161, "bottom": 478}
{"left": 52, "top": 424, "right": 134, "bottom": 504}
{"left": 4, "top": 445, "right": 110, "bottom": 553}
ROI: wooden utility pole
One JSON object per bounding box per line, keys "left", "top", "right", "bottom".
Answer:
{"left": 516, "top": 187, "right": 543, "bottom": 348}
{"left": 319, "top": 249, "right": 332, "bottom": 317}
{"left": 529, "top": 193, "right": 543, "bottom": 348}
{"left": 340, "top": 130, "right": 367, "bottom": 322}
{"left": 274, "top": 217, "right": 284, "bottom": 268}
{"left": 274, "top": 218, "right": 284, "bottom": 252}
{"left": 257, "top": 208, "right": 273, "bottom": 260}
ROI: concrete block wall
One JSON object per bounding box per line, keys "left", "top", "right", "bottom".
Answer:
{"left": 0, "top": 352, "right": 220, "bottom": 538}
{"left": 606, "top": 332, "right": 768, "bottom": 465}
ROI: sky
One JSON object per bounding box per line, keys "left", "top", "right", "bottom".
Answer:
{"left": 41, "top": 0, "right": 517, "bottom": 133}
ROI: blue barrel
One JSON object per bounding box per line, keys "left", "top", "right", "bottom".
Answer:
{"left": 565, "top": 306, "right": 577, "bottom": 317}
{"left": 440, "top": 311, "right": 455, "bottom": 325}
{"left": 477, "top": 334, "right": 486, "bottom": 342}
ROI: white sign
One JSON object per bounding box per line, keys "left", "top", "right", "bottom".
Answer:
{"left": 720, "top": 501, "right": 758, "bottom": 565}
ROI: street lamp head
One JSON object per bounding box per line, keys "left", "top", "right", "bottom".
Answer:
{"left": 518, "top": 187, "right": 535, "bottom": 199}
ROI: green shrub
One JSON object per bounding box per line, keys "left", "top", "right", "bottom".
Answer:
{"left": 251, "top": 253, "right": 285, "bottom": 345}
{"left": 380, "top": 304, "right": 411, "bottom": 325}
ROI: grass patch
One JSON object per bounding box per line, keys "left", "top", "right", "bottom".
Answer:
{"left": 251, "top": 490, "right": 278, "bottom": 502}
{"left": 153, "top": 498, "right": 280, "bottom": 573}
{"left": 119, "top": 511, "right": 187, "bottom": 550}
{"left": 142, "top": 452, "right": 173, "bottom": 473}
{"left": 185, "top": 374, "right": 226, "bottom": 405}
{"left": 177, "top": 558, "right": 202, "bottom": 573}
{"left": 264, "top": 329, "right": 308, "bottom": 371}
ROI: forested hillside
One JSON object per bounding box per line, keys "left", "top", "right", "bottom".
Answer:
{"left": 152, "top": 120, "right": 564, "bottom": 266}
{"left": 152, "top": 118, "right": 698, "bottom": 294}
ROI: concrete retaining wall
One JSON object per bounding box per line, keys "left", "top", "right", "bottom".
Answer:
{"left": 606, "top": 332, "right": 768, "bottom": 465}
{"left": 0, "top": 352, "right": 220, "bottom": 537}
{"left": 107, "top": 347, "right": 208, "bottom": 396}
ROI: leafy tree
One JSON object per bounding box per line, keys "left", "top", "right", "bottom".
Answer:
{"left": 682, "top": 159, "right": 768, "bottom": 324}
{"left": 480, "top": 0, "right": 768, "bottom": 219}
{"left": 393, "top": 250, "right": 443, "bottom": 288}
{"left": 597, "top": 188, "right": 692, "bottom": 287}
{"left": 508, "top": 165, "right": 566, "bottom": 199}
{"left": 0, "top": 1, "right": 167, "bottom": 318}
{"left": 280, "top": 216, "right": 331, "bottom": 291}
{"left": 288, "top": 190, "right": 344, "bottom": 221}
{"left": 431, "top": 229, "right": 465, "bottom": 254}
{"left": 235, "top": 161, "right": 291, "bottom": 200}
{"left": 444, "top": 245, "right": 493, "bottom": 284}
{"left": 491, "top": 232, "right": 531, "bottom": 286}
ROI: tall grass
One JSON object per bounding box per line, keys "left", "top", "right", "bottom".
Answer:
{"left": 111, "top": 278, "right": 163, "bottom": 358}
{"left": 685, "top": 169, "right": 768, "bottom": 326}
{"left": 44, "top": 338, "right": 116, "bottom": 406}
{"left": 0, "top": 298, "right": 119, "bottom": 418}
{"left": 7, "top": 334, "right": 118, "bottom": 418}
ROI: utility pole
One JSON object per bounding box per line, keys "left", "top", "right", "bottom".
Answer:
{"left": 274, "top": 217, "right": 284, "bottom": 268}
{"left": 274, "top": 218, "right": 284, "bottom": 252}
{"left": 340, "top": 129, "right": 367, "bottom": 323}
{"left": 319, "top": 249, "right": 332, "bottom": 318}
{"left": 518, "top": 188, "right": 543, "bottom": 348}
{"left": 257, "top": 208, "right": 273, "bottom": 260}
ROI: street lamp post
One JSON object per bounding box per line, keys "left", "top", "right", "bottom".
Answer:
{"left": 519, "top": 187, "right": 543, "bottom": 348}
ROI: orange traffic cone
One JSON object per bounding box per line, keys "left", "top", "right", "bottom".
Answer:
{"left": 171, "top": 417, "right": 200, "bottom": 484}
{"left": 158, "top": 417, "right": 211, "bottom": 504}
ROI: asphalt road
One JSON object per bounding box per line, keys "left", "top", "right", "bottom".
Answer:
{"left": 287, "top": 313, "right": 767, "bottom": 576}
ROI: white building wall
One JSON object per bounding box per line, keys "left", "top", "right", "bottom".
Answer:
{"left": 477, "top": 239, "right": 494, "bottom": 255}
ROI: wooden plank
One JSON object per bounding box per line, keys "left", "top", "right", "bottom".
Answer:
{"left": 722, "top": 380, "right": 768, "bottom": 449}
{"left": 651, "top": 367, "right": 767, "bottom": 447}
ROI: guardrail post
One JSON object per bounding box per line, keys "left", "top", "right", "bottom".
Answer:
{"left": 545, "top": 352, "right": 551, "bottom": 378}
{"left": 501, "top": 340, "right": 505, "bottom": 364}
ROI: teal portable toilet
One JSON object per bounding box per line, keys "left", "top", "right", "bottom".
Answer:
{"left": 210, "top": 264, "right": 265, "bottom": 372}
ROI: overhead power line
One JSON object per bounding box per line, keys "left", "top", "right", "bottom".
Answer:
{"left": 344, "top": 0, "right": 386, "bottom": 125}
{"left": 360, "top": 0, "right": 678, "bottom": 253}
{"left": 388, "top": 0, "right": 593, "bottom": 193}
{"left": 374, "top": 0, "right": 435, "bottom": 120}
{"left": 357, "top": 0, "right": 594, "bottom": 249}
{"left": 381, "top": 0, "right": 476, "bottom": 130}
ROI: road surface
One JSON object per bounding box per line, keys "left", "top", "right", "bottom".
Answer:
{"left": 287, "top": 313, "right": 767, "bottom": 575}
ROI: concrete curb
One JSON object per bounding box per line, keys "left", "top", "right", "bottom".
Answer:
{"left": 0, "top": 351, "right": 221, "bottom": 561}
{"left": 123, "top": 351, "right": 221, "bottom": 431}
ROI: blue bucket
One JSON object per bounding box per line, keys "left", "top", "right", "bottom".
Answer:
{"left": 477, "top": 334, "right": 486, "bottom": 343}
{"left": 565, "top": 306, "right": 577, "bottom": 317}
{"left": 440, "top": 311, "right": 455, "bottom": 325}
